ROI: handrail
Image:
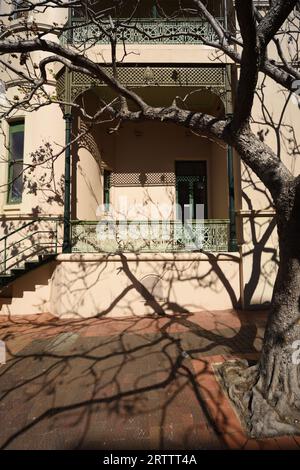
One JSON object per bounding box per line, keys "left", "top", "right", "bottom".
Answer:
{"left": 0, "top": 218, "right": 62, "bottom": 275}
{"left": 71, "top": 219, "right": 230, "bottom": 225}
{"left": 1, "top": 243, "right": 57, "bottom": 274}
{"left": 0, "top": 230, "right": 57, "bottom": 260}
{"left": 0, "top": 220, "right": 34, "bottom": 243}
{"left": 62, "top": 17, "right": 225, "bottom": 45}
{"left": 71, "top": 17, "right": 223, "bottom": 23}
{"left": 0, "top": 217, "right": 63, "bottom": 242}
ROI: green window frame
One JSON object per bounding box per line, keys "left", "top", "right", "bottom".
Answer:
{"left": 12, "top": 0, "right": 28, "bottom": 19}
{"left": 7, "top": 120, "right": 24, "bottom": 204}
{"left": 103, "top": 169, "right": 111, "bottom": 210}
{"left": 151, "top": 3, "right": 159, "bottom": 18}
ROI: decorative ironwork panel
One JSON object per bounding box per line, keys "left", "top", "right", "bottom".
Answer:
{"left": 71, "top": 220, "right": 230, "bottom": 253}
{"left": 61, "top": 18, "right": 225, "bottom": 45}
{"left": 71, "top": 66, "right": 225, "bottom": 87}
{"left": 66, "top": 66, "right": 226, "bottom": 101}
{"left": 78, "top": 119, "right": 101, "bottom": 162}
{"left": 56, "top": 71, "right": 66, "bottom": 102}
{"left": 111, "top": 172, "right": 176, "bottom": 187}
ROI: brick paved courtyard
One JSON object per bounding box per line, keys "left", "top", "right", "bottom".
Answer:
{"left": 0, "top": 309, "right": 299, "bottom": 450}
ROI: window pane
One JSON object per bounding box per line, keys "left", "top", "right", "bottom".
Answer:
{"left": 10, "top": 131, "right": 24, "bottom": 161}
{"left": 175, "top": 161, "right": 208, "bottom": 220}
{"left": 12, "top": 1, "right": 28, "bottom": 19}
{"left": 10, "top": 162, "right": 23, "bottom": 201}
{"left": 103, "top": 170, "right": 111, "bottom": 206}
{"left": 177, "top": 181, "right": 191, "bottom": 221}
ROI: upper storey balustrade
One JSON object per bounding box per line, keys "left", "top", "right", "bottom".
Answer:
{"left": 62, "top": 0, "right": 225, "bottom": 46}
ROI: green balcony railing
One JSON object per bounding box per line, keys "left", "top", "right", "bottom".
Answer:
{"left": 71, "top": 219, "right": 230, "bottom": 253}
{"left": 62, "top": 18, "right": 224, "bottom": 45}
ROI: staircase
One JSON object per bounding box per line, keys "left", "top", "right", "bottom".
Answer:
{"left": 0, "top": 218, "right": 62, "bottom": 293}
{"left": 0, "top": 253, "right": 57, "bottom": 290}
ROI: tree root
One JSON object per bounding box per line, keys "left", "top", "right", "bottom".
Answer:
{"left": 218, "top": 359, "right": 300, "bottom": 438}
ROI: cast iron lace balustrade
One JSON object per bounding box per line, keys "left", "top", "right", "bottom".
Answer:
{"left": 71, "top": 220, "right": 230, "bottom": 253}
{"left": 62, "top": 18, "right": 225, "bottom": 45}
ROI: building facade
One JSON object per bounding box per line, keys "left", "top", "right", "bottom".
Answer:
{"left": 0, "top": 1, "right": 299, "bottom": 318}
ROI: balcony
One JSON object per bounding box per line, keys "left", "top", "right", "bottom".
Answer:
{"left": 62, "top": 17, "right": 225, "bottom": 46}
{"left": 71, "top": 220, "right": 230, "bottom": 253}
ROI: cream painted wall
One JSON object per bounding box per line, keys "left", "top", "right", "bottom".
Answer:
{"left": 76, "top": 146, "right": 102, "bottom": 220}
{"left": 84, "top": 44, "right": 233, "bottom": 65}
{"left": 0, "top": 2, "right": 67, "bottom": 27}
{"left": 0, "top": 88, "right": 65, "bottom": 217}
{"left": 0, "top": 3, "right": 67, "bottom": 219}
{"left": 49, "top": 253, "right": 240, "bottom": 319}
{"left": 1, "top": 3, "right": 299, "bottom": 315}
{"left": 88, "top": 120, "right": 229, "bottom": 221}
{"left": 0, "top": 252, "right": 240, "bottom": 317}
{"left": 210, "top": 140, "right": 229, "bottom": 219}
{"left": 241, "top": 215, "right": 277, "bottom": 309}
{"left": 0, "top": 260, "right": 56, "bottom": 316}
{"left": 238, "top": 68, "right": 300, "bottom": 307}
{"left": 241, "top": 74, "right": 300, "bottom": 213}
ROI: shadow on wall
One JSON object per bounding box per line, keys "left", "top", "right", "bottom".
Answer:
{"left": 241, "top": 173, "right": 278, "bottom": 310}
{"left": 0, "top": 90, "right": 283, "bottom": 315}
{"left": 0, "top": 178, "right": 279, "bottom": 316}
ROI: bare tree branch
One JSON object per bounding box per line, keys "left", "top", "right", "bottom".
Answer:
{"left": 257, "top": 0, "right": 298, "bottom": 47}
{"left": 231, "top": 0, "right": 260, "bottom": 132}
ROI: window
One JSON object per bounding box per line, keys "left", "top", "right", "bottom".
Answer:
{"left": 175, "top": 161, "right": 207, "bottom": 221}
{"left": 12, "top": 0, "right": 29, "bottom": 20}
{"left": 103, "top": 169, "right": 111, "bottom": 210}
{"left": 7, "top": 121, "right": 24, "bottom": 204}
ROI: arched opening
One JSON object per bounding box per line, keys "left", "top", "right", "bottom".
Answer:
{"left": 71, "top": 85, "right": 231, "bottom": 253}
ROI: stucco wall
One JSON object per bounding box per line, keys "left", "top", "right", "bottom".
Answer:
{"left": 75, "top": 119, "right": 229, "bottom": 221}
{"left": 238, "top": 68, "right": 300, "bottom": 308}
{"left": 49, "top": 253, "right": 240, "bottom": 319}
{"left": 0, "top": 2, "right": 67, "bottom": 220}
{"left": 76, "top": 146, "right": 102, "bottom": 220}
{"left": 0, "top": 260, "right": 56, "bottom": 316}
{"left": 0, "top": 252, "right": 240, "bottom": 317}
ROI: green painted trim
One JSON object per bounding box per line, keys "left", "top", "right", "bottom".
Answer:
{"left": 7, "top": 120, "right": 24, "bottom": 204}
{"left": 62, "top": 114, "right": 72, "bottom": 253}
{"left": 227, "top": 143, "right": 238, "bottom": 252}
{"left": 103, "top": 169, "right": 111, "bottom": 208}
{"left": 71, "top": 219, "right": 230, "bottom": 225}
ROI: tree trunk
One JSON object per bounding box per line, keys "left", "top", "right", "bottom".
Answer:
{"left": 248, "top": 211, "right": 300, "bottom": 437}
{"left": 222, "top": 202, "right": 300, "bottom": 437}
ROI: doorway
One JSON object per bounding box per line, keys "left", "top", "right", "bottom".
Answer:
{"left": 175, "top": 161, "right": 208, "bottom": 221}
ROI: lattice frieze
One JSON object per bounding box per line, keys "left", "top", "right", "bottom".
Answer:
{"left": 57, "top": 65, "right": 226, "bottom": 103}
{"left": 78, "top": 119, "right": 101, "bottom": 162}
{"left": 111, "top": 172, "right": 176, "bottom": 187}
{"left": 56, "top": 72, "right": 66, "bottom": 101}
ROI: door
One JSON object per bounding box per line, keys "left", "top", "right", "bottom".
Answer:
{"left": 175, "top": 161, "right": 207, "bottom": 222}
